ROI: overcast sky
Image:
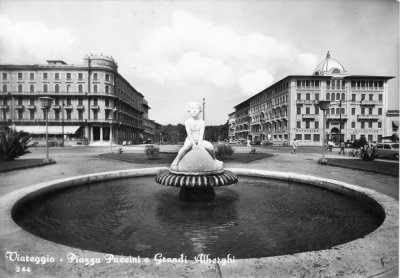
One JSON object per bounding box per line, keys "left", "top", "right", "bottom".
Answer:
{"left": 0, "top": 0, "right": 398, "bottom": 125}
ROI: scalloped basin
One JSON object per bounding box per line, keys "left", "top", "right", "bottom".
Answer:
{"left": 12, "top": 176, "right": 384, "bottom": 259}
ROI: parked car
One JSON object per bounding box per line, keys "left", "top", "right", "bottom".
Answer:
{"left": 228, "top": 139, "right": 239, "bottom": 144}
{"left": 375, "top": 143, "right": 399, "bottom": 159}
{"left": 143, "top": 139, "right": 152, "bottom": 144}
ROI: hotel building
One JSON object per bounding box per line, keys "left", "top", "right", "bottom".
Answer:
{"left": 229, "top": 52, "right": 394, "bottom": 146}
{"left": 0, "top": 54, "right": 155, "bottom": 144}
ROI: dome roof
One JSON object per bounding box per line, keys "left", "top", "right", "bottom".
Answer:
{"left": 313, "top": 51, "right": 347, "bottom": 76}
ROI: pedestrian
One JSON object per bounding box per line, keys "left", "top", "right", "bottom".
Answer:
{"left": 247, "top": 138, "right": 251, "bottom": 148}
{"left": 292, "top": 138, "right": 298, "bottom": 154}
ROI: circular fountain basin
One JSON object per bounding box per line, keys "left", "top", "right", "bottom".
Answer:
{"left": 1, "top": 168, "right": 398, "bottom": 277}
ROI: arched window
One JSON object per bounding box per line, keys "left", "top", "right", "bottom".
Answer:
{"left": 336, "top": 93, "right": 340, "bottom": 100}
{"left": 341, "top": 93, "right": 345, "bottom": 101}
{"left": 67, "top": 85, "right": 71, "bottom": 93}
{"left": 336, "top": 108, "right": 340, "bottom": 114}
{"left": 18, "top": 84, "right": 23, "bottom": 93}
{"left": 331, "top": 93, "right": 335, "bottom": 101}
{"left": 331, "top": 108, "right": 335, "bottom": 114}
{"left": 55, "top": 84, "right": 59, "bottom": 93}
{"left": 341, "top": 108, "right": 345, "bottom": 114}
{"left": 332, "top": 69, "right": 340, "bottom": 74}
{"left": 2, "top": 84, "right": 7, "bottom": 93}
{"left": 30, "top": 84, "right": 34, "bottom": 92}
{"left": 326, "top": 93, "right": 330, "bottom": 100}
{"left": 43, "top": 84, "right": 48, "bottom": 93}
{"left": 105, "top": 85, "right": 109, "bottom": 94}
{"left": 78, "top": 84, "right": 83, "bottom": 93}
{"left": 94, "top": 85, "right": 98, "bottom": 93}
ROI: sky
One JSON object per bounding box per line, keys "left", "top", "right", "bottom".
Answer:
{"left": 0, "top": 0, "right": 398, "bottom": 125}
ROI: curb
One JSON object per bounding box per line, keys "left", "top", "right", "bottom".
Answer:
{"left": 0, "top": 160, "right": 56, "bottom": 173}
{"left": 327, "top": 161, "right": 398, "bottom": 177}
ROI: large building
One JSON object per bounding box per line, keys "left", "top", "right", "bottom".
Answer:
{"left": 229, "top": 52, "right": 394, "bottom": 146}
{"left": 0, "top": 54, "right": 157, "bottom": 144}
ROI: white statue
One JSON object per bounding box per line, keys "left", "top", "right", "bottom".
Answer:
{"left": 170, "top": 102, "right": 222, "bottom": 170}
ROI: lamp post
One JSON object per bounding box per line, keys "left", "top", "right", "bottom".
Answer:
{"left": 202, "top": 98, "right": 205, "bottom": 121}
{"left": 39, "top": 97, "right": 54, "bottom": 162}
{"left": 109, "top": 108, "right": 117, "bottom": 153}
{"left": 318, "top": 100, "right": 331, "bottom": 165}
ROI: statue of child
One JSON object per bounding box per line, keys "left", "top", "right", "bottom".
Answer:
{"left": 170, "top": 101, "right": 222, "bottom": 170}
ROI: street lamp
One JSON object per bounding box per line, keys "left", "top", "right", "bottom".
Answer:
{"left": 39, "top": 97, "right": 54, "bottom": 162}
{"left": 109, "top": 108, "right": 117, "bottom": 153}
{"left": 318, "top": 100, "right": 331, "bottom": 165}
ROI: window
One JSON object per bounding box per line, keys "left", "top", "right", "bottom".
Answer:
{"left": 43, "top": 73, "right": 48, "bottom": 79}
{"left": 18, "top": 110, "right": 23, "bottom": 120}
{"left": 30, "top": 73, "right": 34, "bottom": 80}
{"left": 2, "top": 84, "right": 6, "bottom": 93}
{"left": 352, "top": 94, "right": 356, "bottom": 101}
{"left": 78, "top": 84, "right": 83, "bottom": 93}
{"left": 326, "top": 122, "right": 330, "bottom": 128}
{"left": 67, "top": 111, "right": 71, "bottom": 120}
{"left": 297, "top": 106, "right": 301, "bottom": 115}
{"left": 78, "top": 111, "right": 83, "bottom": 120}
{"left": 361, "top": 94, "right": 365, "bottom": 100}
{"left": 67, "top": 98, "right": 71, "bottom": 105}
{"left": 2, "top": 110, "right": 6, "bottom": 120}
{"left": 313, "top": 134, "right": 320, "bottom": 141}
{"left": 105, "top": 98, "right": 109, "bottom": 107}
{"left": 315, "top": 121, "right": 319, "bottom": 128}
{"left": 352, "top": 108, "right": 356, "bottom": 115}
{"left": 93, "top": 97, "right": 98, "bottom": 106}
{"left": 306, "top": 107, "right": 310, "bottom": 114}
{"left": 297, "top": 93, "right": 301, "bottom": 100}
{"left": 18, "top": 84, "right": 23, "bottom": 93}
{"left": 30, "top": 84, "right": 34, "bottom": 93}
{"left": 326, "top": 93, "right": 330, "bottom": 100}
{"left": 379, "top": 81, "right": 383, "bottom": 88}
{"left": 331, "top": 108, "right": 335, "bottom": 114}
{"left": 327, "top": 80, "right": 331, "bottom": 89}
{"left": 30, "top": 110, "right": 35, "bottom": 120}
{"left": 94, "top": 85, "right": 98, "bottom": 93}
{"left": 43, "top": 84, "right": 48, "bottom": 93}
{"left": 55, "top": 111, "right": 60, "bottom": 120}
{"left": 368, "top": 121, "right": 372, "bottom": 128}
{"left": 315, "top": 80, "right": 320, "bottom": 88}
{"left": 315, "top": 93, "right": 319, "bottom": 100}
{"left": 336, "top": 108, "right": 340, "bottom": 114}
{"left": 297, "top": 121, "right": 301, "bottom": 128}
{"left": 105, "top": 74, "right": 110, "bottom": 81}
{"left": 55, "top": 84, "right": 60, "bottom": 93}
{"left": 315, "top": 107, "right": 319, "bottom": 115}
{"left": 295, "top": 134, "right": 302, "bottom": 140}
{"left": 336, "top": 93, "right": 340, "bottom": 100}
{"left": 369, "top": 94, "right": 373, "bottom": 101}
{"left": 352, "top": 122, "right": 355, "bottom": 128}
{"left": 30, "top": 98, "right": 34, "bottom": 105}
{"left": 105, "top": 85, "right": 109, "bottom": 94}
{"left": 105, "top": 110, "right": 110, "bottom": 120}
{"left": 368, "top": 108, "right": 373, "bottom": 114}
{"left": 305, "top": 121, "right": 310, "bottom": 129}
{"left": 306, "top": 93, "right": 310, "bottom": 100}
{"left": 379, "top": 94, "right": 382, "bottom": 101}
{"left": 304, "top": 134, "right": 311, "bottom": 140}
{"left": 378, "top": 108, "right": 382, "bottom": 115}
{"left": 341, "top": 93, "right": 345, "bottom": 100}
{"left": 361, "top": 122, "right": 365, "bottom": 129}
{"left": 67, "top": 73, "right": 71, "bottom": 80}
{"left": 18, "top": 73, "right": 22, "bottom": 79}
{"left": 331, "top": 94, "right": 335, "bottom": 101}
{"left": 93, "top": 110, "right": 98, "bottom": 120}
{"left": 378, "top": 122, "right": 382, "bottom": 128}
{"left": 368, "top": 135, "right": 373, "bottom": 142}
{"left": 93, "top": 73, "right": 98, "bottom": 80}
{"left": 18, "top": 98, "right": 23, "bottom": 105}
{"left": 78, "top": 73, "right": 83, "bottom": 80}
{"left": 55, "top": 73, "right": 60, "bottom": 80}
{"left": 78, "top": 98, "right": 83, "bottom": 105}
{"left": 2, "top": 73, "right": 7, "bottom": 80}
{"left": 361, "top": 108, "right": 365, "bottom": 115}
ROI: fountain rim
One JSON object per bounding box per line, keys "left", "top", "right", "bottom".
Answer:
{"left": 0, "top": 167, "right": 397, "bottom": 277}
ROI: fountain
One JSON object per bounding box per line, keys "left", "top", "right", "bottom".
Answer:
{"left": 1, "top": 101, "right": 397, "bottom": 277}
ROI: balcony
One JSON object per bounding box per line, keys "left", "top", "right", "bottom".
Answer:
{"left": 302, "top": 114, "right": 318, "bottom": 119}
{"left": 360, "top": 100, "right": 382, "bottom": 106}
{"left": 27, "top": 105, "right": 36, "bottom": 110}
{"left": 357, "top": 114, "right": 381, "bottom": 119}
{"left": 104, "top": 105, "right": 114, "bottom": 110}
{"left": 76, "top": 105, "right": 85, "bottom": 110}
{"left": 0, "top": 105, "right": 9, "bottom": 109}
{"left": 15, "top": 105, "right": 24, "bottom": 110}
{"left": 296, "top": 100, "right": 314, "bottom": 105}
{"left": 326, "top": 114, "right": 348, "bottom": 119}
{"left": 52, "top": 105, "right": 61, "bottom": 110}
{"left": 64, "top": 105, "right": 74, "bottom": 110}
{"left": 91, "top": 105, "right": 100, "bottom": 110}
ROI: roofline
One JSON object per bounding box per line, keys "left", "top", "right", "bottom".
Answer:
{"left": 343, "top": 75, "right": 395, "bottom": 80}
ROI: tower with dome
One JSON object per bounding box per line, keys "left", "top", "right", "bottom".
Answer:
{"left": 229, "top": 51, "right": 394, "bottom": 146}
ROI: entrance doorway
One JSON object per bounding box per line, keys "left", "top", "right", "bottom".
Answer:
{"left": 93, "top": 126, "right": 100, "bottom": 141}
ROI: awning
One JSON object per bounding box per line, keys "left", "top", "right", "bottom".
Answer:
{"left": 14, "top": 125, "right": 81, "bottom": 135}
{"left": 392, "top": 121, "right": 399, "bottom": 128}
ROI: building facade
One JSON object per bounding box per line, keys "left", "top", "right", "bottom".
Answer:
{"left": 0, "top": 54, "right": 153, "bottom": 144}
{"left": 230, "top": 52, "right": 394, "bottom": 146}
